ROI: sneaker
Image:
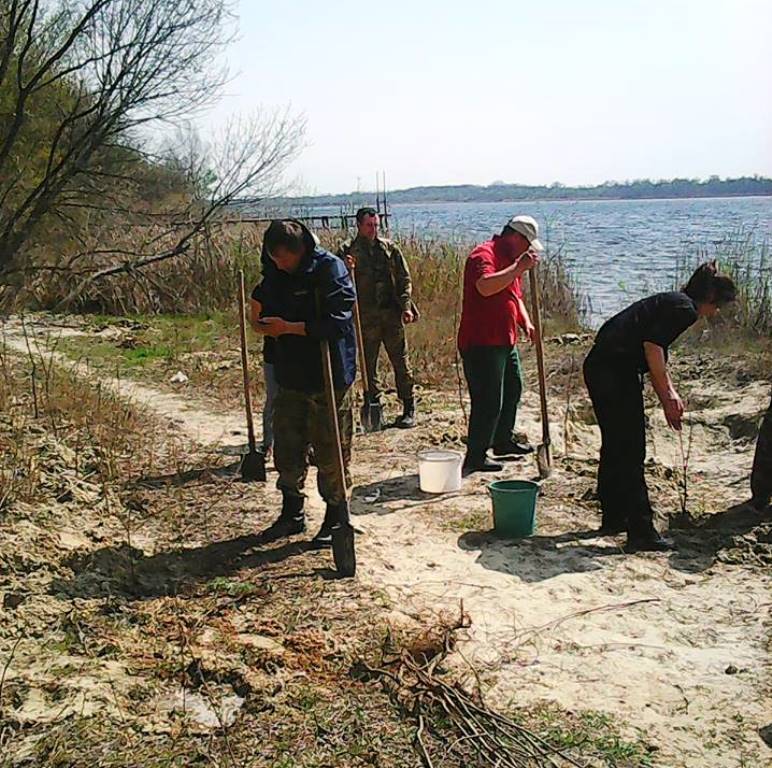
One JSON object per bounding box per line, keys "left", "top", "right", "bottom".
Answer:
{"left": 491, "top": 452, "right": 524, "bottom": 463}
{"left": 462, "top": 457, "right": 504, "bottom": 476}
{"left": 492, "top": 441, "right": 534, "bottom": 457}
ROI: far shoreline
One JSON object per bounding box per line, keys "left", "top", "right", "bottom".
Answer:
{"left": 385, "top": 194, "right": 772, "bottom": 206}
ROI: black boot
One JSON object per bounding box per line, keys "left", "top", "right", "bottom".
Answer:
{"left": 597, "top": 518, "right": 626, "bottom": 535}
{"left": 310, "top": 504, "right": 338, "bottom": 549}
{"left": 329, "top": 501, "right": 356, "bottom": 577}
{"left": 625, "top": 524, "right": 675, "bottom": 553}
{"left": 395, "top": 398, "right": 416, "bottom": 429}
{"left": 259, "top": 492, "right": 305, "bottom": 542}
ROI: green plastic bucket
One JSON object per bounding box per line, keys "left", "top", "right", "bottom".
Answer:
{"left": 488, "top": 480, "right": 539, "bottom": 538}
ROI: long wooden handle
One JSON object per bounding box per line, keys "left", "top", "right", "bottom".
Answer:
{"left": 238, "top": 270, "right": 257, "bottom": 452}
{"left": 528, "top": 265, "right": 551, "bottom": 447}
{"left": 320, "top": 338, "right": 348, "bottom": 498}
{"left": 350, "top": 267, "right": 371, "bottom": 396}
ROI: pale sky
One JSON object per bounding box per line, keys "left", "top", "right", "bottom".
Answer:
{"left": 204, "top": 0, "right": 772, "bottom": 194}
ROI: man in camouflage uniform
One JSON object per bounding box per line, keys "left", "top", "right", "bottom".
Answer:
{"left": 339, "top": 207, "right": 417, "bottom": 429}
{"left": 250, "top": 219, "right": 357, "bottom": 546}
{"left": 750, "top": 389, "right": 771, "bottom": 511}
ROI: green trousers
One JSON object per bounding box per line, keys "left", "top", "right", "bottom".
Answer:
{"left": 461, "top": 345, "right": 523, "bottom": 463}
{"left": 273, "top": 386, "right": 353, "bottom": 505}
{"left": 361, "top": 309, "right": 414, "bottom": 403}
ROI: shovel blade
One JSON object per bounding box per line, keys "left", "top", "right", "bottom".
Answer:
{"left": 360, "top": 402, "right": 383, "bottom": 433}
{"left": 240, "top": 450, "right": 266, "bottom": 482}
{"left": 332, "top": 522, "right": 356, "bottom": 577}
{"left": 536, "top": 444, "right": 552, "bottom": 479}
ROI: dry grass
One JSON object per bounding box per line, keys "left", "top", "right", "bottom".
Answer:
{"left": 21, "top": 225, "right": 265, "bottom": 317}
{"left": 36, "top": 226, "right": 585, "bottom": 395}
{"left": 676, "top": 227, "right": 772, "bottom": 338}
{"left": 0, "top": 336, "right": 161, "bottom": 515}
{"left": 0, "top": 336, "right": 652, "bottom": 767}
{"left": 0, "top": 343, "right": 423, "bottom": 767}
{"left": 322, "top": 232, "right": 584, "bottom": 384}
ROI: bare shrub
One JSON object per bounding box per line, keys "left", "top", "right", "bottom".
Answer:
{"left": 0, "top": 2, "right": 305, "bottom": 310}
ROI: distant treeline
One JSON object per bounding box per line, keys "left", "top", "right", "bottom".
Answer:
{"left": 274, "top": 176, "right": 772, "bottom": 207}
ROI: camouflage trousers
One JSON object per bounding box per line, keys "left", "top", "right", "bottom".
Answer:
{"left": 361, "top": 309, "right": 414, "bottom": 402}
{"left": 273, "top": 386, "right": 353, "bottom": 506}
{"left": 751, "top": 390, "right": 772, "bottom": 506}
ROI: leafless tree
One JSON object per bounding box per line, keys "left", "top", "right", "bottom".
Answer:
{"left": 0, "top": 0, "right": 305, "bottom": 304}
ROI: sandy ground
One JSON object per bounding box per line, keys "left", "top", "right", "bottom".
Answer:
{"left": 4, "top": 316, "right": 771, "bottom": 767}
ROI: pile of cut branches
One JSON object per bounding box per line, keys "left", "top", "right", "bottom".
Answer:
{"left": 355, "top": 606, "right": 592, "bottom": 768}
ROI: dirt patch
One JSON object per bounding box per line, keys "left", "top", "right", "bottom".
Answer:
{"left": 3, "top": 313, "right": 770, "bottom": 767}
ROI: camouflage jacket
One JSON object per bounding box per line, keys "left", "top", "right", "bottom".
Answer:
{"left": 337, "top": 235, "right": 413, "bottom": 316}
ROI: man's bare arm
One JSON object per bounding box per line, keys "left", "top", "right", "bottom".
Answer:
{"left": 476, "top": 252, "right": 539, "bottom": 297}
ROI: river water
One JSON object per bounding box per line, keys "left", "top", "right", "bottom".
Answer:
{"left": 385, "top": 197, "right": 772, "bottom": 324}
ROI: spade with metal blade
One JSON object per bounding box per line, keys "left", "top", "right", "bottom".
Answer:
{"left": 319, "top": 333, "right": 357, "bottom": 577}
{"left": 528, "top": 263, "right": 552, "bottom": 479}
{"left": 350, "top": 266, "right": 382, "bottom": 432}
{"left": 237, "top": 270, "right": 266, "bottom": 482}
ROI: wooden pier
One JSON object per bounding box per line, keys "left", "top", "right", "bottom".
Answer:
{"left": 219, "top": 210, "right": 390, "bottom": 231}
{"left": 225, "top": 171, "right": 392, "bottom": 232}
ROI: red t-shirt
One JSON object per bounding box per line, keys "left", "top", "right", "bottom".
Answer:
{"left": 457, "top": 236, "right": 523, "bottom": 351}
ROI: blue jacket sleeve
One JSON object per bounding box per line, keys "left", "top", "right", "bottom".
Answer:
{"left": 305, "top": 256, "right": 355, "bottom": 340}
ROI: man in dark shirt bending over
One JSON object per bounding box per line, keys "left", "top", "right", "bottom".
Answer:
{"left": 583, "top": 262, "right": 736, "bottom": 552}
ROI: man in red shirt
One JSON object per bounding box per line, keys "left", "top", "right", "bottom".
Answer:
{"left": 457, "top": 216, "right": 542, "bottom": 474}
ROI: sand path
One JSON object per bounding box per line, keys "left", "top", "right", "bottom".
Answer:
{"left": 4, "top": 316, "right": 770, "bottom": 767}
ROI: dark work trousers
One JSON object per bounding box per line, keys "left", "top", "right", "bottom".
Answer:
{"left": 751, "top": 391, "right": 772, "bottom": 506}
{"left": 461, "top": 345, "right": 523, "bottom": 464}
{"left": 583, "top": 348, "right": 654, "bottom": 535}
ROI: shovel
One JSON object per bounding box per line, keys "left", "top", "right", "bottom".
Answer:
{"left": 237, "top": 270, "right": 266, "bottom": 482}
{"left": 350, "top": 267, "right": 382, "bottom": 432}
{"left": 528, "top": 263, "right": 552, "bottom": 479}
{"left": 320, "top": 335, "right": 357, "bottom": 577}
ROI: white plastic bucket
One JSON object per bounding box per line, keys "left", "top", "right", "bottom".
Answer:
{"left": 417, "top": 449, "right": 463, "bottom": 493}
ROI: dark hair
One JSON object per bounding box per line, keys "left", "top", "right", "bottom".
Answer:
{"left": 682, "top": 261, "right": 736, "bottom": 306}
{"left": 355, "top": 207, "right": 378, "bottom": 224}
{"left": 263, "top": 219, "right": 306, "bottom": 255}
{"left": 501, "top": 224, "right": 527, "bottom": 239}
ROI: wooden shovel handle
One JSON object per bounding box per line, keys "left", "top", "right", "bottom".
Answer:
{"left": 238, "top": 270, "right": 257, "bottom": 452}
{"left": 350, "top": 267, "right": 371, "bottom": 396}
{"left": 320, "top": 337, "right": 348, "bottom": 498}
{"left": 528, "top": 265, "right": 551, "bottom": 448}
